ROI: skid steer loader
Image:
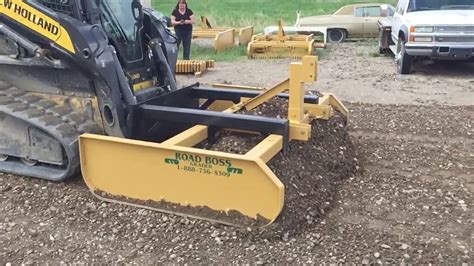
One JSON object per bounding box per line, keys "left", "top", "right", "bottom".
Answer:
{"left": 0, "top": 0, "right": 347, "bottom": 227}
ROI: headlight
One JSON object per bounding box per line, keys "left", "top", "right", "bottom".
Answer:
{"left": 414, "top": 26, "right": 434, "bottom": 33}
{"left": 413, "top": 36, "right": 433, "bottom": 42}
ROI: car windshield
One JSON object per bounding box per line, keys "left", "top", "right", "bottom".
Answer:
{"left": 408, "top": 0, "right": 474, "bottom": 11}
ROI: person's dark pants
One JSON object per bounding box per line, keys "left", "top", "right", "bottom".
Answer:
{"left": 175, "top": 29, "right": 192, "bottom": 60}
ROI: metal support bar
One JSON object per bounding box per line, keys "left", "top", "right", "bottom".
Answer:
{"left": 288, "top": 56, "right": 317, "bottom": 123}
{"left": 212, "top": 84, "right": 265, "bottom": 90}
{"left": 246, "top": 135, "right": 283, "bottom": 163}
{"left": 148, "top": 86, "right": 194, "bottom": 106}
{"left": 287, "top": 56, "right": 318, "bottom": 141}
{"left": 199, "top": 99, "right": 216, "bottom": 110}
{"left": 190, "top": 87, "right": 319, "bottom": 104}
{"left": 240, "top": 79, "right": 289, "bottom": 111}
{"left": 0, "top": 23, "right": 39, "bottom": 56}
{"left": 140, "top": 105, "right": 289, "bottom": 146}
{"left": 318, "top": 93, "right": 349, "bottom": 118}
{"left": 162, "top": 125, "right": 208, "bottom": 147}
{"left": 0, "top": 55, "right": 65, "bottom": 68}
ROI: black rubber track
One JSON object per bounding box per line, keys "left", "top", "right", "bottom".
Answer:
{"left": 0, "top": 80, "right": 100, "bottom": 181}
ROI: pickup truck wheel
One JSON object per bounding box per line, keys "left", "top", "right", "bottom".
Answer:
{"left": 396, "top": 39, "right": 413, "bottom": 74}
{"left": 328, "top": 29, "right": 346, "bottom": 43}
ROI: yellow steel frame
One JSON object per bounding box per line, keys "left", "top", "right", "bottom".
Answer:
{"left": 192, "top": 16, "right": 254, "bottom": 52}
{"left": 79, "top": 56, "right": 347, "bottom": 227}
{"left": 192, "top": 28, "right": 235, "bottom": 52}
{"left": 238, "top": 26, "right": 254, "bottom": 46}
{"left": 211, "top": 57, "right": 346, "bottom": 139}
{"left": 247, "top": 20, "right": 316, "bottom": 59}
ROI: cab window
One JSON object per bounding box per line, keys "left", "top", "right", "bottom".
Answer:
{"left": 365, "top": 6, "right": 382, "bottom": 16}
{"left": 354, "top": 6, "right": 383, "bottom": 17}
{"left": 354, "top": 7, "right": 364, "bottom": 17}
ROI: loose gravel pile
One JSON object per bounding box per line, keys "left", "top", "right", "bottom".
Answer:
{"left": 204, "top": 98, "right": 358, "bottom": 236}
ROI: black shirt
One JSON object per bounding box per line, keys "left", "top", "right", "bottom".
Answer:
{"left": 172, "top": 8, "right": 194, "bottom": 32}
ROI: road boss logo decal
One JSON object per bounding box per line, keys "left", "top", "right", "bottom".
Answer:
{"left": 165, "top": 152, "right": 243, "bottom": 177}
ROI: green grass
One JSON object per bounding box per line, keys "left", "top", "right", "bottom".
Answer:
{"left": 153, "top": 0, "right": 395, "bottom": 31}
{"left": 178, "top": 43, "right": 331, "bottom": 62}
{"left": 155, "top": 0, "right": 396, "bottom": 61}
{"left": 177, "top": 45, "right": 247, "bottom": 61}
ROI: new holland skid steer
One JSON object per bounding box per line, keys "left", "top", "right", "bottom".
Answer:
{"left": 0, "top": 0, "right": 347, "bottom": 227}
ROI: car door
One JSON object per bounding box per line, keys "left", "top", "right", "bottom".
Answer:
{"left": 350, "top": 7, "right": 366, "bottom": 37}
{"left": 362, "top": 6, "right": 383, "bottom": 37}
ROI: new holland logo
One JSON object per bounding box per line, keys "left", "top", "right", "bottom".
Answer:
{"left": 3, "top": 0, "right": 60, "bottom": 36}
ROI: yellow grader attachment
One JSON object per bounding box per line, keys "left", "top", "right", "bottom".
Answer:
{"left": 248, "top": 20, "right": 317, "bottom": 59}
{"left": 192, "top": 16, "right": 254, "bottom": 52}
{"left": 79, "top": 56, "right": 347, "bottom": 227}
{"left": 176, "top": 60, "right": 215, "bottom": 77}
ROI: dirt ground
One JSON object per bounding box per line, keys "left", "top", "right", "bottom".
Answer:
{"left": 1, "top": 42, "right": 473, "bottom": 264}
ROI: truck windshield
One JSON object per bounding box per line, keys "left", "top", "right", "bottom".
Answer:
{"left": 408, "top": 0, "right": 474, "bottom": 11}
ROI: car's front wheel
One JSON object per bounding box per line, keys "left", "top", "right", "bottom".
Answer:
{"left": 396, "top": 38, "right": 413, "bottom": 74}
{"left": 327, "top": 29, "right": 346, "bottom": 43}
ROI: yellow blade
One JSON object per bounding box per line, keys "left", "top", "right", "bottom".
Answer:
{"left": 79, "top": 134, "right": 284, "bottom": 227}
{"left": 213, "top": 29, "right": 235, "bottom": 52}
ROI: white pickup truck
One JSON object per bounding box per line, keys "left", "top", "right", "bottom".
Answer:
{"left": 378, "top": 0, "right": 474, "bottom": 74}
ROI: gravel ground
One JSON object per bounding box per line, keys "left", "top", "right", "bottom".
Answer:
{"left": 178, "top": 41, "right": 474, "bottom": 106}
{"left": 1, "top": 42, "right": 473, "bottom": 264}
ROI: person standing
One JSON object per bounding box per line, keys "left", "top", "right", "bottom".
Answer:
{"left": 171, "top": 0, "right": 195, "bottom": 60}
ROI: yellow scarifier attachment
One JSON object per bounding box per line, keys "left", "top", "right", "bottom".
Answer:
{"left": 79, "top": 56, "right": 347, "bottom": 227}
{"left": 175, "top": 60, "right": 215, "bottom": 77}
{"left": 248, "top": 20, "right": 319, "bottom": 59}
{"left": 192, "top": 16, "right": 254, "bottom": 52}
